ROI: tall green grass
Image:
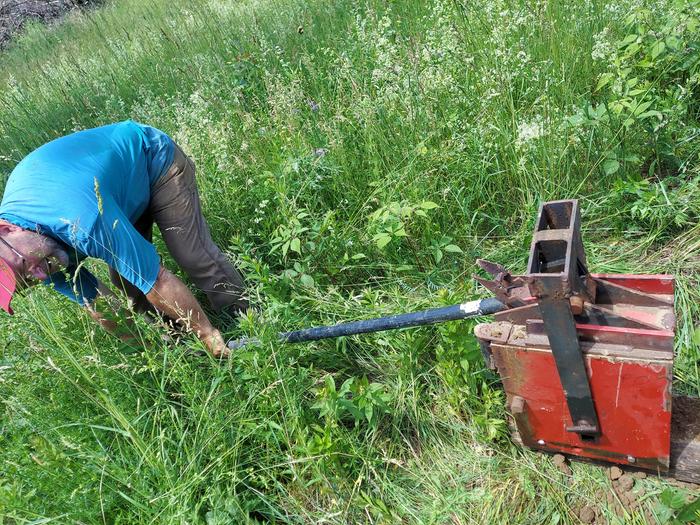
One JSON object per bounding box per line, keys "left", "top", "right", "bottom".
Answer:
{"left": 0, "top": 0, "right": 698, "bottom": 522}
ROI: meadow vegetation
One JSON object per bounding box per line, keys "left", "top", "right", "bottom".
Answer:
{"left": 0, "top": 0, "right": 698, "bottom": 522}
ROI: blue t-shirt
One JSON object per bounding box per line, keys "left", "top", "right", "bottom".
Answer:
{"left": 0, "top": 120, "right": 175, "bottom": 304}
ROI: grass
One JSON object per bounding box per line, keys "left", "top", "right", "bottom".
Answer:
{"left": 0, "top": 0, "right": 699, "bottom": 522}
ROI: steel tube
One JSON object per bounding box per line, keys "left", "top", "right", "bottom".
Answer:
{"left": 227, "top": 297, "right": 504, "bottom": 350}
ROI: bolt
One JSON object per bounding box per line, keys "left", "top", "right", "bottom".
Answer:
{"left": 627, "top": 455, "right": 636, "bottom": 463}
{"left": 570, "top": 296, "right": 584, "bottom": 315}
{"left": 537, "top": 439, "right": 545, "bottom": 445}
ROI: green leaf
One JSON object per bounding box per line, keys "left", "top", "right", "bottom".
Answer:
{"left": 267, "top": 421, "right": 284, "bottom": 432}
{"left": 692, "top": 326, "right": 700, "bottom": 346}
{"left": 609, "top": 101, "right": 624, "bottom": 115}
{"left": 290, "top": 237, "right": 301, "bottom": 254}
{"left": 444, "top": 244, "right": 463, "bottom": 253}
{"left": 602, "top": 158, "right": 620, "bottom": 175}
{"left": 676, "top": 496, "right": 700, "bottom": 522}
{"left": 621, "top": 33, "right": 638, "bottom": 46}
{"left": 623, "top": 42, "right": 640, "bottom": 56}
{"left": 595, "top": 73, "right": 614, "bottom": 92}
{"left": 660, "top": 488, "right": 687, "bottom": 510}
{"left": 434, "top": 249, "right": 443, "bottom": 263}
{"left": 632, "top": 100, "right": 653, "bottom": 116}
{"left": 374, "top": 233, "right": 392, "bottom": 249}
{"left": 638, "top": 110, "right": 663, "bottom": 120}
{"left": 300, "top": 274, "right": 315, "bottom": 287}
{"left": 651, "top": 40, "right": 666, "bottom": 59}
{"left": 419, "top": 201, "right": 440, "bottom": 210}
{"left": 365, "top": 404, "right": 374, "bottom": 425}
{"left": 665, "top": 35, "right": 680, "bottom": 51}
{"left": 282, "top": 240, "right": 290, "bottom": 257}
{"left": 567, "top": 114, "right": 586, "bottom": 126}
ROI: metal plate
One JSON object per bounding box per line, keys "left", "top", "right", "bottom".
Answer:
{"left": 492, "top": 342, "right": 673, "bottom": 470}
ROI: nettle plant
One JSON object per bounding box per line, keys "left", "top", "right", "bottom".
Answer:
{"left": 590, "top": 1, "right": 699, "bottom": 174}
{"left": 436, "top": 319, "right": 507, "bottom": 442}
{"left": 268, "top": 209, "right": 341, "bottom": 288}
{"left": 367, "top": 200, "right": 462, "bottom": 264}
{"left": 571, "top": 1, "right": 700, "bottom": 235}
{"left": 312, "top": 374, "right": 392, "bottom": 430}
{"left": 367, "top": 201, "right": 438, "bottom": 250}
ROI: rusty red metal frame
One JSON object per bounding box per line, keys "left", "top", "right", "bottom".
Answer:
{"left": 473, "top": 199, "right": 677, "bottom": 472}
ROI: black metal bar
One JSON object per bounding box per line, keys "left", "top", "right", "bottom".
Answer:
{"left": 526, "top": 200, "right": 600, "bottom": 438}
{"left": 227, "top": 298, "right": 505, "bottom": 351}
{"left": 536, "top": 291, "right": 600, "bottom": 438}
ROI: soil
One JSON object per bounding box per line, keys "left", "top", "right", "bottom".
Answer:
{"left": 608, "top": 466, "right": 622, "bottom": 481}
{"left": 552, "top": 454, "right": 573, "bottom": 476}
{"left": 596, "top": 468, "right": 651, "bottom": 523}
{"left": 582, "top": 465, "right": 698, "bottom": 524}
{"left": 0, "top": 0, "right": 99, "bottom": 49}
{"left": 578, "top": 506, "right": 596, "bottom": 524}
{"left": 672, "top": 396, "right": 700, "bottom": 441}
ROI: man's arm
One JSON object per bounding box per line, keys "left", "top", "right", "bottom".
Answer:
{"left": 145, "top": 265, "right": 228, "bottom": 357}
{"left": 84, "top": 280, "right": 141, "bottom": 344}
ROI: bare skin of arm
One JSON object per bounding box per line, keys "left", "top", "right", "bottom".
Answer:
{"left": 83, "top": 267, "right": 227, "bottom": 357}
{"left": 85, "top": 281, "right": 141, "bottom": 345}
{"left": 145, "top": 265, "right": 228, "bottom": 357}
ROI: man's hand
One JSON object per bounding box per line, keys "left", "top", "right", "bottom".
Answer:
{"left": 202, "top": 329, "right": 229, "bottom": 358}
{"left": 85, "top": 279, "right": 141, "bottom": 345}
{"left": 146, "top": 265, "right": 229, "bottom": 358}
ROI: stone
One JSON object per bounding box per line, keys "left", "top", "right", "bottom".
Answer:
{"left": 609, "top": 466, "right": 623, "bottom": 480}
{"left": 617, "top": 474, "right": 634, "bottom": 492}
{"left": 578, "top": 506, "right": 596, "bottom": 524}
{"left": 552, "top": 454, "right": 572, "bottom": 475}
{"left": 552, "top": 454, "right": 566, "bottom": 465}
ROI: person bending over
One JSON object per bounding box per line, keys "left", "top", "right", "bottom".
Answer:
{"left": 0, "top": 120, "right": 247, "bottom": 357}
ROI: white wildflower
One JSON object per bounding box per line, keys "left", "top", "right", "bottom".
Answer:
{"left": 591, "top": 28, "right": 613, "bottom": 61}
{"left": 516, "top": 117, "right": 545, "bottom": 148}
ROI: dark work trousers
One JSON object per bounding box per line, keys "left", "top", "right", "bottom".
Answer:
{"left": 109, "top": 144, "right": 248, "bottom": 316}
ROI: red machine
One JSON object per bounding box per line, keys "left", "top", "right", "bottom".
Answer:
{"left": 228, "top": 198, "right": 698, "bottom": 480}
{"left": 474, "top": 200, "right": 678, "bottom": 473}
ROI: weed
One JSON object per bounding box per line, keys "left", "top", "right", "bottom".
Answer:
{"left": 0, "top": 0, "right": 697, "bottom": 522}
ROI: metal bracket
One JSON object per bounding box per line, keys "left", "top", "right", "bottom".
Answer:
{"left": 526, "top": 200, "right": 600, "bottom": 440}
{"left": 472, "top": 259, "right": 531, "bottom": 308}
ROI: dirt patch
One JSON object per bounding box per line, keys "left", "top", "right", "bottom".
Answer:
{"left": 578, "top": 506, "right": 596, "bottom": 524}
{"left": 552, "top": 454, "right": 573, "bottom": 476}
{"left": 672, "top": 396, "right": 700, "bottom": 441}
{"left": 0, "top": 0, "right": 98, "bottom": 50}
{"left": 566, "top": 458, "right": 700, "bottom": 525}
{"left": 588, "top": 469, "right": 650, "bottom": 523}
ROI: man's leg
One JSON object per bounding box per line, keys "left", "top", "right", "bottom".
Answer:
{"left": 109, "top": 212, "right": 157, "bottom": 315}
{"left": 149, "top": 145, "right": 248, "bottom": 314}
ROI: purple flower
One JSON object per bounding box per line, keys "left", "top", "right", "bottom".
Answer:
{"left": 313, "top": 148, "right": 328, "bottom": 158}
{"left": 308, "top": 100, "right": 320, "bottom": 112}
